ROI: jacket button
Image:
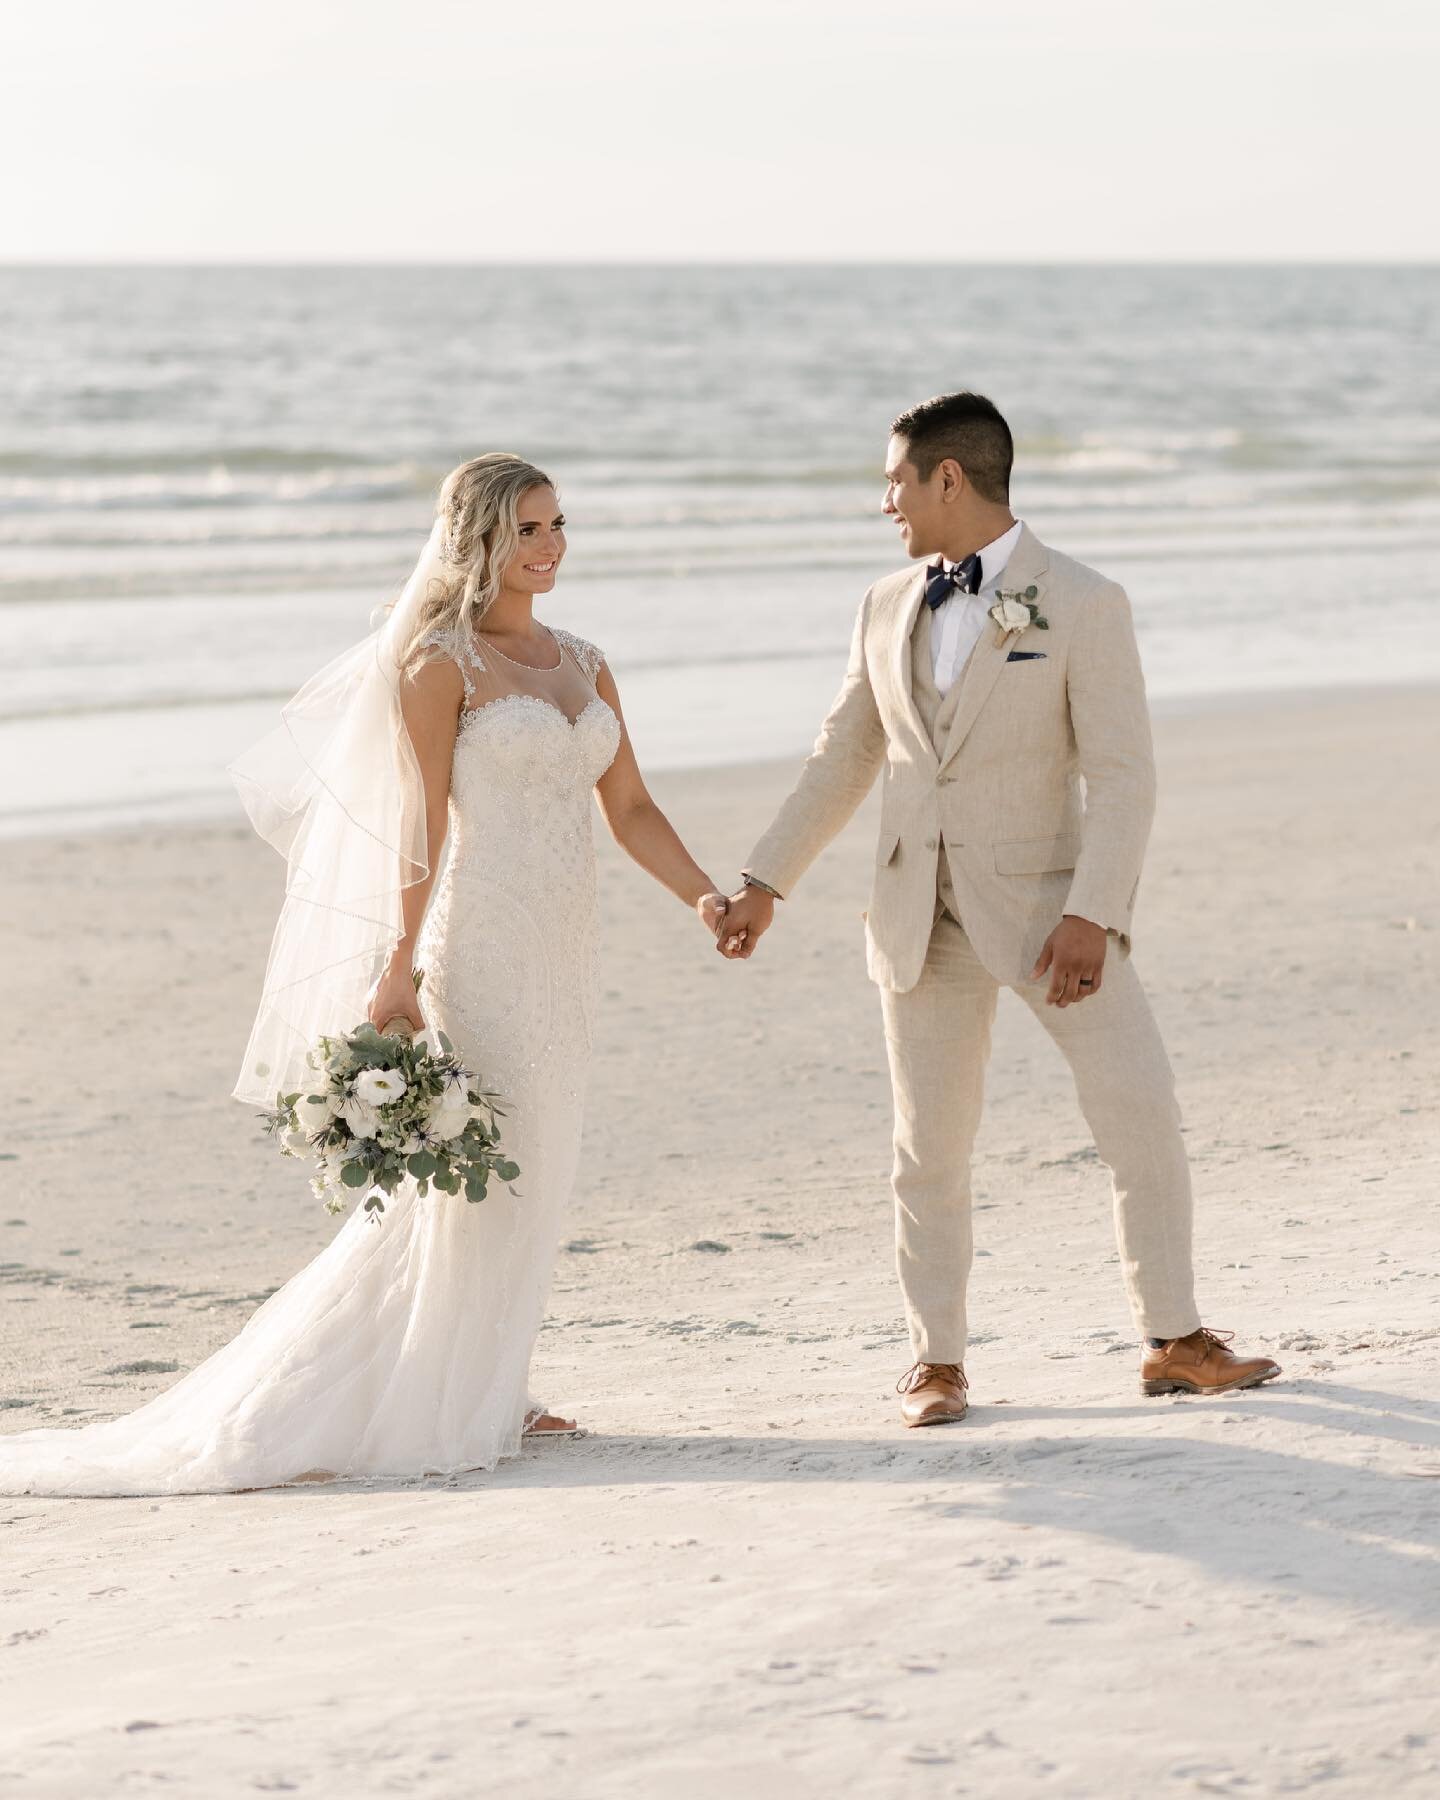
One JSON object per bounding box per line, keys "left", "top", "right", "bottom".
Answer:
{"left": 924, "top": 837, "right": 938, "bottom": 850}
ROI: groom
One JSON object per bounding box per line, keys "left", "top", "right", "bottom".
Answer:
{"left": 717, "top": 391, "right": 1280, "bottom": 1426}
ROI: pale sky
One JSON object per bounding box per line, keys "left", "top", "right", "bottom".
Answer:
{"left": 2, "top": 0, "right": 1436, "bottom": 262}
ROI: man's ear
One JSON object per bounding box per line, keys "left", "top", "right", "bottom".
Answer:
{"left": 938, "top": 458, "right": 966, "bottom": 503}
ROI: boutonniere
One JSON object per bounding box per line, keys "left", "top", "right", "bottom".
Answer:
{"left": 988, "top": 585, "right": 1048, "bottom": 639}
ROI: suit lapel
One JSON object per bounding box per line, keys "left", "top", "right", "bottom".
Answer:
{"left": 936, "top": 525, "right": 1050, "bottom": 775}
{"left": 888, "top": 565, "right": 938, "bottom": 765}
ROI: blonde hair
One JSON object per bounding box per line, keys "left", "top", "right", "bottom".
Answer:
{"left": 394, "top": 452, "right": 555, "bottom": 674}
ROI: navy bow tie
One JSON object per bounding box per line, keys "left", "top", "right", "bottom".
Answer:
{"left": 924, "top": 553, "right": 983, "bottom": 610}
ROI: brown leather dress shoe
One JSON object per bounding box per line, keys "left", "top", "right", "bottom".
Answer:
{"left": 896, "top": 1361, "right": 969, "bottom": 1427}
{"left": 1141, "top": 1327, "right": 1281, "bottom": 1396}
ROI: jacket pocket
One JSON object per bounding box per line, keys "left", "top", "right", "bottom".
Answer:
{"left": 993, "top": 833, "right": 1081, "bottom": 876}
{"left": 876, "top": 827, "right": 901, "bottom": 868}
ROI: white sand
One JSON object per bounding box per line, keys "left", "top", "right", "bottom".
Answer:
{"left": 1, "top": 684, "right": 1437, "bottom": 1797}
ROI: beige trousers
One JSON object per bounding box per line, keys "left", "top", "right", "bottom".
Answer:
{"left": 880, "top": 908, "right": 1201, "bottom": 1361}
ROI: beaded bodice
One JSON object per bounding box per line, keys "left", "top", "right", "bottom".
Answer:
{"left": 441, "top": 625, "right": 619, "bottom": 890}
{"left": 412, "top": 624, "right": 619, "bottom": 1087}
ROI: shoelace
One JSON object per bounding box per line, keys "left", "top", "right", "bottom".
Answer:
{"left": 896, "top": 1361, "right": 968, "bottom": 1396}
{"left": 1198, "top": 1327, "right": 1236, "bottom": 1358}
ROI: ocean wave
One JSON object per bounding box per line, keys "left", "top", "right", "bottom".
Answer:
{"left": 6, "top": 504, "right": 1440, "bottom": 607}
{"left": 0, "top": 427, "right": 1379, "bottom": 514}
{"left": 0, "top": 513, "right": 425, "bottom": 550}
{"left": 0, "top": 688, "right": 301, "bottom": 726}
{"left": 0, "top": 646, "right": 851, "bottom": 725}
{"left": 0, "top": 461, "right": 434, "bottom": 513}
{"left": 0, "top": 448, "right": 383, "bottom": 474}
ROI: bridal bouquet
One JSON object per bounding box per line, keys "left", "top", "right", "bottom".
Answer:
{"left": 260, "top": 1020, "right": 520, "bottom": 1218}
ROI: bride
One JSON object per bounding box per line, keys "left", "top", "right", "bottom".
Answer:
{"left": 0, "top": 453, "right": 729, "bottom": 1496}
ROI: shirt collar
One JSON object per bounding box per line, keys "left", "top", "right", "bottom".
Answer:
{"left": 944, "top": 519, "right": 1023, "bottom": 593}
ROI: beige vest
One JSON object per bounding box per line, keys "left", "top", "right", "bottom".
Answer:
{"left": 910, "top": 608, "right": 973, "bottom": 925}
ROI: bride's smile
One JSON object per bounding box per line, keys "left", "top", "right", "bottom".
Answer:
{"left": 502, "top": 490, "right": 567, "bottom": 598}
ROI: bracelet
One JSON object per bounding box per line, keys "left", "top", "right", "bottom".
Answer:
{"left": 742, "top": 873, "right": 782, "bottom": 900}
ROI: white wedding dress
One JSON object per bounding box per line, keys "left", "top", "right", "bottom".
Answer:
{"left": 0, "top": 627, "right": 620, "bottom": 1496}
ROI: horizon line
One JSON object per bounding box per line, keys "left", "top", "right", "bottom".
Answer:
{"left": 1, "top": 254, "right": 1437, "bottom": 271}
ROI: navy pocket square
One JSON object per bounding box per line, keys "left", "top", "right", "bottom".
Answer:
{"left": 1006, "top": 650, "right": 1047, "bottom": 662}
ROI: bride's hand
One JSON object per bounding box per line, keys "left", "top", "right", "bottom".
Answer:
{"left": 696, "top": 892, "right": 729, "bottom": 937}
{"left": 366, "top": 962, "right": 425, "bottom": 1033}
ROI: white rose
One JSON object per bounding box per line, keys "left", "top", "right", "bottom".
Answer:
{"left": 281, "top": 1126, "right": 313, "bottom": 1158}
{"left": 992, "top": 597, "right": 1032, "bottom": 633}
{"left": 355, "top": 1067, "right": 408, "bottom": 1107}
{"left": 320, "top": 1151, "right": 358, "bottom": 1203}
{"left": 429, "top": 1093, "right": 472, "bottom": 1140}
{"left": 294, "top": 1087, "right": 337, "bottom": 1129}
{"left": 339, "top": 1093, "right": 380, "bottom": 1139}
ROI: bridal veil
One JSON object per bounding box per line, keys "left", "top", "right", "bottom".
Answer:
{"left": 226, "top": 521, "right": 453, "bottom": 1107}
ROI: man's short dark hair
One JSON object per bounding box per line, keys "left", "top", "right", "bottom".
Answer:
{"left": 891, "top": 391, "right": 1013, "bottom": 502}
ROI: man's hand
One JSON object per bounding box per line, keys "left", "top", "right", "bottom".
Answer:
{"left": 716, "top": 884, "right": 776, "bottom": 959}
{"left": 1030, "top": 914, "right": 1107, "bottom": 1006}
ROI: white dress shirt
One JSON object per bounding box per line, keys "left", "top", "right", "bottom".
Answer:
{"left": 928, "top": 517, "right": 1025, "bottom": 696}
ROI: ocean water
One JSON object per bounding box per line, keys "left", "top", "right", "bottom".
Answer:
{"left": 2, "top": 263, "right": 1438, "bottom": 836}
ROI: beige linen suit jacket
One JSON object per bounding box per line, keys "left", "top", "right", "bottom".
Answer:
{"left": 745, "top": 524, "right": 1157, "bottom": 992}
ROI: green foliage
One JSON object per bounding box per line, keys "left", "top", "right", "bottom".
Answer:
{"left": 266, "top": 1016, "right": 521, "bottom": 1220}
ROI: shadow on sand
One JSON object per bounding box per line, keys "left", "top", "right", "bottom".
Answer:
{"left": 250, "top": 1376, "right": 1440, "bottom": 1624}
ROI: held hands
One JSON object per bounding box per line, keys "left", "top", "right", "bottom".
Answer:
{"left": 1031, "top": 914, "right": 1107, "bottom": 1006}
{"left": 713, "top": 883, "right": 775, "bottom": 959}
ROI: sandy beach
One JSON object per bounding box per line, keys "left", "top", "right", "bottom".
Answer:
{"left": 1, "top": 682, "right": 1437, "bottom": 1798}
